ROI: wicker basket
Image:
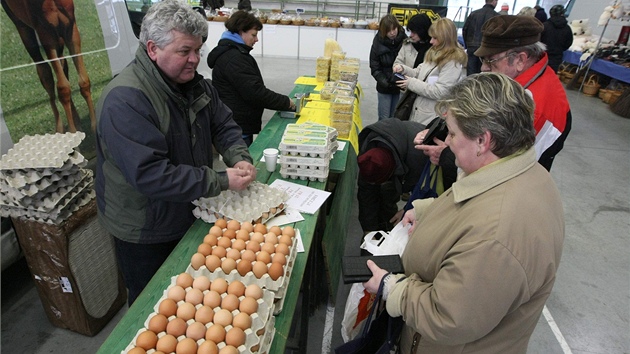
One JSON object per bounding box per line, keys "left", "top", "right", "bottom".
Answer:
{"left": 561, "top": 65, "right": 578, "bottom": 84}
{"left": 609, "top": 90, "right": 623, "bottom": 105}
{"left": 582, "top": 75, "right": 600, "bottom": 96}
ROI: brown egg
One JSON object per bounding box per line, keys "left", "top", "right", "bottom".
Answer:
{"left": 210, "top": 278, "right": 228, "bottom": 294}
{"left": 245, "top": 240, "right": 261, "bottom": 253}
{"left": 272, "top": 252, "right": 287, "bottom": 265}
{"left": 275, "top": 242, "right": 290, "bottom": 256}
{"left": 135, "top": 330, "right": 158, "bottom": 350}
{"left": 256, "top": 250, "right": 272, "bottom": 264}
{"left": 213, "top": 308, "right": 233, "bottom": 327}
{"left": 219, "top": 345, "right": 239, "bottom": 354}
{"left": 227, "top": 281, "right": 245, "bottom": 297}
{"left": 235, "top": 229, "right": 250, "bottom": 242}
{"left": 226, "top": 219, "right": 240, "bottom": 230}
{"left": 241, "top": 250, "right": 256, "bottom": 262}
{"left": 279, "top": 234, "right": 293, "bottom": 246}
{"left": 204, "top": 233, "right": 219, "bottom": 247}
{"left": 186, "top": 321, "right": 207, "bottom": 341}
{"left": 195, "top": 305, "right": 214, "bottom": 324}
{"left": 222, "top": 229, "right": 236, "bottom": 240}
{"left": 193, "top": 275, "right": 211, "bottom": 291}
{"left": 166, "top": 317, "right": 187, "bottom": 337}
{"left": 191, "top": 252, "right": 206, "bottom": 270}
{"left": 217, "top": 236, "right": 232, "bottom": 249}
{"left": 176, "top": 337, "right": 197, "bottom": 354}
{"left": 282, "top": 225, "right": 296, "bottom": 237}
{"left": 231, "top": 239, "right": 246, "bottom": 251}
{"left": 214, "top": 218, "right": 227, "bottom": 229}
{"left": 205, "top": 323, "right": 226, "bottom": 343}
{"left": 244, "top": 284, "right": 263, "bottom": 300}
{"left": 197, "top": 340, "right": 219, "bottom": 354}
{"left": 268, "top": 262, "right": 284, "bottom": 280}
{"left": 226, "top": 248, "right": 241, "bottom": 260}
{"left": 148, "top": 313, "right": 169, "bottom": 333}
{"left": 176, "top": 272, "right": 194, "bottom": 288}
{"left": 239, "top": 296, "right": 259, "bottom": 315}
{"left": 225, "top": 326, "right": 246, "bottom": 347}
{"left": 176, "top": 302, "right": 196, "bottom": 321}
{"left": 221, "top": 257, "right": 237, "bottom": 274}
{"left": 209, "top": 225, "right": 223, "bottom": 237}
{"left": 264, "top": 233, "right": 279, "bottom": 244}
{"left": 253, "top": 223, "right": 267, "bottom": 234}
{"left": 261, "top": 242, "right": 276, "bottom": 255}
{"left": 198, "top": 242, "right": 213, "bottom": 256}
{"left": 236, "top": 259, "right": 253, "bottom": 276}
{"left": 252, "top": 261, "right": 268, "bottom": 279}
{"left": 232, "top": 312, "right": 252, "bottom": 330}
{"left": 268, "top": 225, "right": 282, "bottom": 237}
{"left": 250, "top": 232, "right": 265, "bottom": 244}
{"left": 221, "top": 293, "right": 240, "bottom": 312}
{"left": 158, "top": 298, "right": 178, "bottom": 317}
{"left": 212, "top": 246, "right": 227, "bottom": 259}
{"left": 167, "top": 285, "right": 186, "bottom": 302}
{"left": 241, "top": 221, "right": 254, "bottom": 233}
{"left": 185, "top": 287, "right": 204, "bottom": 305}
{"left": 205, "top": 254, "right": 222, "bottom": 272}
{"left": 203, "top": 290, "right": 222, "bottom": 308}
{"left": 127, "top": 347, "right": 146, "bottom": 354}
{"left": 156, "top": 334, "right": 178, "bottom": 353}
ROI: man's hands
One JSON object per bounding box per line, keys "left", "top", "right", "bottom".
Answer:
{"left": 227, "top": 161, "right": 257, "bottom": 190}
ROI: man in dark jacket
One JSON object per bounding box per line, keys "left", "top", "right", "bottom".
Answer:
{"left": 207, "top": 11, "right": 294, "bottom": 145}
{"left": 357, "top": 119, "right": 427, "bottom": 233}
{"left": 541, "top": 5, "right": 573, "bottom": 72}
{"left": 462, "top": 0, "right": 499, "bottom": 75}
{"left": 96, "top": 0, "right": 256, "bottom": 305}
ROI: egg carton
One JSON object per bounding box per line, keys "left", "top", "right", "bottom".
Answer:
{"left": 283, "top": 125, "right": 338, "bottom": 142}
{"left": 279, "top": 140, "right": 338, "bottom": 158}
{"left": 279, "top": 136, "right": 335, "bottom": 156}
{"left": 0, "top": 132, "right": 85, "bottom": 171}
{"left": 1, "top": 189, "right": 95, "bottom": 225}
{"left": 0, "top": 174, "right": 93, "bottom": 211}
{"left": 1, "top": 155, "right": 86, "bottom": 189}
{"left": 0, "top": 169, "right": 92, "bottom": 206}
{"left": 280, "top": 166, "right": 329, "bottom": 182}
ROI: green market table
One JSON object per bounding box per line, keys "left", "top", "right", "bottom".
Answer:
{"left": 97, "top": 80, "right": 359, "bottom": 353}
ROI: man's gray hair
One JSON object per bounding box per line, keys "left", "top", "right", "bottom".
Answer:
{"left": 139, "top": 0, "right": 208, "bottom": 48}
{"left": 508, "top": 42, "right": 547, "bottom": 64}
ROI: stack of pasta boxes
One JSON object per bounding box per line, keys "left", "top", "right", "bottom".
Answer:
{"left": 278, "top": 123, "right": 338, "bottom": 182}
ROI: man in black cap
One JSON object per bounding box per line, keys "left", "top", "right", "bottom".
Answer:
{"left": 475, "top": 15, "right": 572, "bottom": 171}
{"left": 542, "top": 5, "right": 573, "bottom": 72}
{"left": 462, "top": 0, "right": 499, "bottom": 75}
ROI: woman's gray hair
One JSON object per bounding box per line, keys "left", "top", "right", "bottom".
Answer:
{"left": 435, "top": 72, "right": 536, "bottom": 158}
{"left": 139, "top": 0, "right": 208, "bottom": 48}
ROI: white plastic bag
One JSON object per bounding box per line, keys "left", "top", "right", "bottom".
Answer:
{"left": 341, "top": 283, "right": 376, "bottom": 342}
{"left": 360, "top": 222, "right": 410, "bottom": 256}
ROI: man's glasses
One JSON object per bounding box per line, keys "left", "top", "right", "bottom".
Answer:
{"left": 480, "top": 52, "right": 516, "bottom": 66}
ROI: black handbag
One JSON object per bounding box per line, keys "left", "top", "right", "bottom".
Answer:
{"left": 335, "top": 273, "right": 404, "bottom": 354}
{"left": 392, "top": 65, "right": 437, "bottom": 121}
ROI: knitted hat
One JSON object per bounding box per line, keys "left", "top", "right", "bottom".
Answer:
{"left": 549, "top": 5, "right": 565, "bottom": 17}
{"left": 474, "top": 15, "right": 544, "bottom": 58}
{"left": 358, "top": 147, "right": 395, "bottom": 184}
{"left": 501, "top": 3, "right": 509, "bottom": 11}
{"left": 406, "top": 13, "right": 432, "bottom": 41}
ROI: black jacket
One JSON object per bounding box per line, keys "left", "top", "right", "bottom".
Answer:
{"left": 462, "top": 4, "right": 499, "bottom": 49}
{"left": 541, "top": 17, "right": 573, "bottom": 71}
{"left": 207, "top": 39, "right": 291, "bottom": 134}
{"left": 370, "top": 31, "right": 407, "bottom": 94}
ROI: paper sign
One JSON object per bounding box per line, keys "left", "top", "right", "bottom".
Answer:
{"left": 265, "top": 207, "right": 305, "bottom": 226}
{"left": 269, "top": 179, "right": 331, "bottom": 214}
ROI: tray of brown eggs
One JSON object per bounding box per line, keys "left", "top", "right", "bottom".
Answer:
{"left": 186, "top": 219, "right": 298, "bottom": 315}
{"left": 123, "top": 276, "right": 276, "bottom": 354}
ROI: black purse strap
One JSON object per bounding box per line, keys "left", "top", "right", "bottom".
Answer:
{"left": 360, "top": 272, "right": 390, "bottom": 337}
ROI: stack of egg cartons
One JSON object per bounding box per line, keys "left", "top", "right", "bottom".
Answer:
{"left": 316, "top": 56, "right": 331, "bottom": 82}
{"left": 0, "top": 132, "right": 94, "bottom": 224}
{"left": 279, "top": 123, "right": 338, "bottom": 182}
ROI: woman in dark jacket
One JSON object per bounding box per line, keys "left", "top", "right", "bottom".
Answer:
{"left": 369, "top": 14, "right": 407, "bottom": 120}
{"left": 207, "top": 11, "right": 295, "bottom": 145}
{"left": 541, "top": 5, "right": 573, "bottom": 72}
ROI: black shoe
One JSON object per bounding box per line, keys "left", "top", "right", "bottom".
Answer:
{"left": 401, "top": 192, "right": 410, "bottom": 201}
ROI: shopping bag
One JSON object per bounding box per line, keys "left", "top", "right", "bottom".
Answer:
{"left": 341, "top": 283, "right": 377, "bottom": 342}
{"left": 404, "top": 160, "right": 439, "bottom": 212}
{"left": 360, "top": 222, "right": 410, "bottom": 257}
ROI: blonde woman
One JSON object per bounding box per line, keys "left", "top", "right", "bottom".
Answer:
{"left": 394, "top": 18, "right": 467, "bottom": 125}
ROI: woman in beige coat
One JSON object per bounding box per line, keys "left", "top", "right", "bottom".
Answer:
{"left": 364, "top": 73, "right": 565, "bottom": 353}
{"left": 394, "top": 18, "right": 467, "bottom": 126}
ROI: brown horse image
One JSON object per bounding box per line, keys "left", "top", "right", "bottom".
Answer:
{"left": 1, "top": 0, "right": 95, "bottom": 133}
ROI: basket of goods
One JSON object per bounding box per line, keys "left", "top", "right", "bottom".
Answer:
{"left": 341, "top": 19, "right": 355, "bottom": 28}
{"left": 305, "top": 17, "right": 318, "bottom": 26}
{"left": 354, "top": 20, "right": 368, "bottom": 29}
{"left": 367, "top": 19, "right": 379, "bottom": 30}
{"left": 279, "top": 15, "right": 293, "bottom": 25}
{"left": 319, "top": 17, "right": 330, "bottom": 27}
{"left": 267, "top": 13, "right": 281, "bottom": 24}
{"left": 330, "top": 19, "right": 341, "bottom": 28}
{"left": 561, "top": 65, "right": 578, "bottom": 84}
{"left": 582, "top": 74, "right": 600, "bottom": 96}
{"left": 293, "top": 15, "right": 305, "bottom": 25}
{"left": 213, "top": 14, "right": 229, "bottom": 22}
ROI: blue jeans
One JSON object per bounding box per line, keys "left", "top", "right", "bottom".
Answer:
{"left": 377, "top": 92, "right": 401, "bottom": 120}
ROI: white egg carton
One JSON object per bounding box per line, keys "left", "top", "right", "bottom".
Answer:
{"left": 1, "top": 154, "right": 86, "bottom": 189}
{"left": 280, "top": 165, "right": 329, "bottom": 182}
{"left": 279, "top": 136, "right": 338, "bottom": 157}
{"left": 279, "top": 153, "right": 332, "bottom": 169}
{"left": 122, "top": 278, "right": 276, "bottom": 354}
{"left": 0, "top": 132, "right": 85, "bottom": 170}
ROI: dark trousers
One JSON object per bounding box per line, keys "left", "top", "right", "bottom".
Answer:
{"left": 357, "top": 179, "right": 400, "bottom": 233}
{"left": 113, "top": 236, "right": 180, "bottom": 306}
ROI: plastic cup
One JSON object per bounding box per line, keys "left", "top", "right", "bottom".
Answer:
{"left": 263, "top": 148, "right": 279, "bottom": 172}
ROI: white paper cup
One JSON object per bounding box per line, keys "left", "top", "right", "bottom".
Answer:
{"left": 263, "top": 148, "right": 279, "bottom": 172}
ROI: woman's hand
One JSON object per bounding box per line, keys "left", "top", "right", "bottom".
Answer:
{"left": 413, "top": 129, "right": 429, "bottom": 146}
{"left": 401, "top": 209, "right": 417, "bottom": 234}
{"left": 364, "top": 260, "right": 388, "bottom": 294}
{"left": 393, "top": 64, "right": 403, "bottom": 73}
{"left": 389, "top": 209, "right": 405, "bottom": 225}
{"left": 396, "top": 78, "right": 409, "bottom": 90}
{"left": 416, "top": 139, "right": 447, "bottom": 165}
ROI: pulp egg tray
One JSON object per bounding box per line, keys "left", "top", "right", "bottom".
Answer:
{"left": 192, "top": 182, "right": 289, "bottom": 224}
{"left": 0, "top": 169, "right": 92, "bottom": 207}
{"left": 1, "top": 154, "right": 86, "bottom": 189}
{"left": 0, "top": 174, "right": 93, "bottom": 211}
{"left": 122, "top": 278, "right": 276, "bottom": 354}
{"left": 0, "top": 132, "right": 85, "bottom": 171}
{"left": 0, "top": 167, "right": 87, "bottom": 198}
{"left": 0, "top": 189, "right": 95, "bottom": 225}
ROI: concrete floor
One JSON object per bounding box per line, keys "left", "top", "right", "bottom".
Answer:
{"left": 1, "top": 56, "right": 629, "bottom": 353}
